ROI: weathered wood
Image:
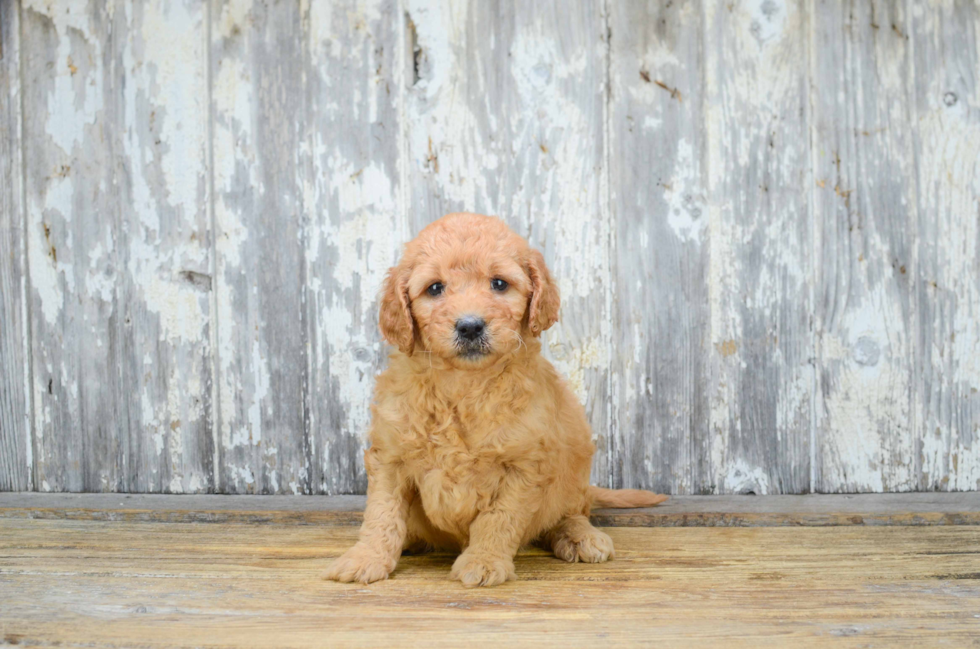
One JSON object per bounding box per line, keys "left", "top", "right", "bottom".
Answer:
{"left": 911, "top": 0, "right": 980, "bottom": 491}
{"left": 704, "top": 0, "right": 812, "bottom": 493}
{"left": 210, "top": 0, "right": 309, "bottom": 493}
{"left": 21, "top": 0, "right": 214, "bottom": 492}
{"left": 608, "top": 1, "right": 710, "bottom": 494}
{"left": 21, "top": 0, "right": 108, "bottom": 491}
{"left": 4, "top": 0, "right": 980, "bottom": 496}
{"left": 304, "top": 0, "right": 403, "bottom": 495}
{"left": 812, "top": 0, "right": 917, "bottom": 492}
{"left": 0, "top": 0, "right": 32, "bottom": 491}
{"left": 2, "top": 492, "right": 978, "bottom": 528}
{"left": 2, "top": 518, "right": 980, "bottom": 647}
{"left": 405, "top": 0, "right": 614, "bottom": 485}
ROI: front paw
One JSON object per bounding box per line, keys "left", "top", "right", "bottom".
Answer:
{"left": 323, "top": 543, "right": 395, "bottom": 584}
{"left": 450, "top": 551, "right": 516, "bottom": 588}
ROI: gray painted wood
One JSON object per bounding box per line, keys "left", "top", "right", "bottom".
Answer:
{"left": 812, "top": 0, "right": 917, "bottom": 492}
{"left": 22, "top": 0, "right": 109, "bottom": 492}
{"left": 3, "top": 0, "right": 980, "bottom": 495}
{"left": 21, "top": 0, "right": 214, "bottom": 492}
{"left": 911, "top": 0, "right": 980, "bottom": 491}
{"left": 210, "top": 0, "right": 309, "bottom": 494}
{"left": 304, "top": 0, "right": 403, "bottom": 495}
{"left": 0, "top": 1, "right": 32, "bottom": 491}
{"left": 609, "top": 0, "right": 710, "bottom": 494}
{"left": 404, "top": 0, "right": 614, "bottom": 485}
{"left": 703, "top": 0, "right": 812, "bottom": 494}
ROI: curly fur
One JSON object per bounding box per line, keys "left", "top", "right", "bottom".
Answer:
{"left": 325, "top": 213, "right": 666, "bottom": 588}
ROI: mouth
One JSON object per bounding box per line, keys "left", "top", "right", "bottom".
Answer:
{"left": 455, "top": 338, "right": 492, "bottom": 360}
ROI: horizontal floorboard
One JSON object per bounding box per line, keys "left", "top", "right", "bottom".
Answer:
{"left": 0, "top": 493, "right": 978, "bottom": 527}
{"left": 1, "top": 518, "right": 979, "bottom": 648}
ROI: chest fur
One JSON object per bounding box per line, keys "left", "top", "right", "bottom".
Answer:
{"left": 403, "top": 407, "right": 510, "bottom": 537}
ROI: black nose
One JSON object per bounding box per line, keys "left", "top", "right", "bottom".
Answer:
{"left": 455, "top": 316, "right": 486, "bottom": 342}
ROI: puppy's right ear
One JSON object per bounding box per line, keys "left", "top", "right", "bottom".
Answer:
{"left": 379, "top": 263, "right": 414, "bottom": 355}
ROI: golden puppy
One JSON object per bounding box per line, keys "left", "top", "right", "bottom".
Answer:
{"left": 325, "top": 213, "right": 666, "bottom": 587}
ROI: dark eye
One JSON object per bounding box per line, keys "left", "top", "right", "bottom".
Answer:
{"left": 426, "top": 282, "right": 444, "bottom": 297}
{"left": 491, "top": 278, "right": 508, "bottom": 292}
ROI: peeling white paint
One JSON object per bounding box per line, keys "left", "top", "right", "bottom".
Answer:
{"left": 664, "top": 139, "right": 706, "bottom": 243}
{"left": 246, "top": 338, "right": 270, "bottom": 445}
{"left": 549, "top": 336, "right": 607, "bottom": 406}
{"left": 27, "top": 0, "right": 102, "bottom": 156}
{"left": 725, "top": 458, "right": 771, "bottom": 494}
{"left": 913, "top": 43, "right": 980, "bottom": 489}
{"left": 217, "top": 0, "right": 254, "bottom": 39}
{"left": 10, "top": 0, "right": 980, "bottom": 496}
{"left": 28, "top": 206, "right": 68, "bottom": 327}
{"left": 138, "top": 0, "right": 207, "bottom": 219}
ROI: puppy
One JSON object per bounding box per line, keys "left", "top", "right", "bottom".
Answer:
{"left": 325, "top": 213, "right": 666, "bottom": 587}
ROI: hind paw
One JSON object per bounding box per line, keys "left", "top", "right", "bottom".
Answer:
{"left": 548, "top": 517, "right": 615, "bottom": 563}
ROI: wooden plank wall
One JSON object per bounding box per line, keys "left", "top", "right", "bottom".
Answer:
{"left": 0, "top": 0, "right": 978, "bottom": 495}
{"left": 0, "top": 1, "right": 32, "bottom": 491}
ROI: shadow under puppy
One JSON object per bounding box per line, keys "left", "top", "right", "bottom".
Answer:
{"left": 325, "top": 213, "right": 666, "bottom": 587}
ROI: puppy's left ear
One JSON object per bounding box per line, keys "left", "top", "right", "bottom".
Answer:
{"left": 526, "top": 248, "right": 560, "bottom": 335}
{"left": 379, "top": 262, "right": 415, "bottom": 355}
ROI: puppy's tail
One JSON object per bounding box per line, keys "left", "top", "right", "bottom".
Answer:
{"left": 588, "top": 486, "right": 669, "bottom": 509}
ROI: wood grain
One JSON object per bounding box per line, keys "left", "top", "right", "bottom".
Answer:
{"left": 304, "top": 0, "right": 403, "bottom": 495}
{"left": 704, "top": 0, "right": 812, "bottom": 494}
{"left": 210, "top": 0, "right": 309, "bottom": 494}
{"left": 812, "top": 0, "right": 917, "bottom": 492}
{"left": 21, "top": 0, "right": 214, "bottom": 492}
{"left": 911, "top": 0, "right": 980, "bottom": 491}
{"left": 404, "top": 0, "right": 614, "bottom": 485}
{"left": 1, "top": 492, "right": 978, "bottom": 527}
{"left": 3, "top": 0, "right": 980, "bottom": 495}
{"left": 0, "top": 0, "right": 32, "bottom": 491}
{"left": 1, "top": 517, "right": 979, "bottom": 647}
{"left": 608, "top": 0, "right": 710, "bottom": 494}
{"left": 21, "top": 0, "right": 112, "bottom": 491}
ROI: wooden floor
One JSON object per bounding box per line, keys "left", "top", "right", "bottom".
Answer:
{"left": 1, "top": 496, "right": 979, "bottom": 647}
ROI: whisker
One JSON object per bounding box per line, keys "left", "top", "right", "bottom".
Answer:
{"left": 415, "top": 349, "right": 434, "bottom": 370}
{"left": 510, "top": 330, "right": 528, "bottom": 354}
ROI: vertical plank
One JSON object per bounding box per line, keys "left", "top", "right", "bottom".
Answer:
{"left": 704, "top": 0, "right": 812, "bottom": 494}
{"left": 305, "top": 0, "right": 402, "bottom": 494}
{"left": 21, "top": 0, "right": 214, "bottom": 492}
{"left": 115, "top": 0, "right": 215, "bottom": 493}
{"left": 211, "top": 0, "right": 309, "bottom": 493}
{"left": 812, "top": 0, "right": 916, "bottom": 492}
{"left": 0, "top": 0, "right": 33, "bottom": 491}
{"left": 608, "top": 1, "right": 709, "bottom": 493}
{"left": 911, "top": 0, "right": 980, "bottom": 491}
{"left": 404, "top": 0, "right": 613, "bottom": 485}
{"left": 22, "top": 0, "right": 113, "bottom": 491}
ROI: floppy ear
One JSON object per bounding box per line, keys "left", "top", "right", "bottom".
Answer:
{"left": 379, "top": 263, "right": 415, "bottom": 355}
{"left": 526, "top": 248, "right": 560, "bottom": 335}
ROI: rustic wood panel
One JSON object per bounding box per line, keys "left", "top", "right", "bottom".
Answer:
{"left": 21, "top": 0, "right": 214, "bottom": 492}
{"left": 404, "top": 0, "right": 614, "bottom": 485}
{"left": 304, "top": 0, "right": 403, "bottom": 495}
{"left": 210, "top": 0, "right": 309, "bottom": 493}
{"left": 2, "top": 518, "right": 980, "bottom": 647}
{"left": 704, "top": 0, "right": 812, "bottom": 494}
{"left": 911, "top": 0, "right": 980, "bottom": 492}
{"left": 608, "top": 1, "right": 709, "bottom": 494}
{"left": 22, "top": 0, "right": 112, "bottom": 491}
{"left": 3, "top": 0, "right": 980, "bottom": 495}
{"left": 812, "top": 0, "right": 917, "bottom": 492}
{"left": 0, "top": 0, "right": 32, "bottom": 491}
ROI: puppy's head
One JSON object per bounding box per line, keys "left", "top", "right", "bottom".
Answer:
{"left": 379, "top": 213, "right": 559, "bottom": 368}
